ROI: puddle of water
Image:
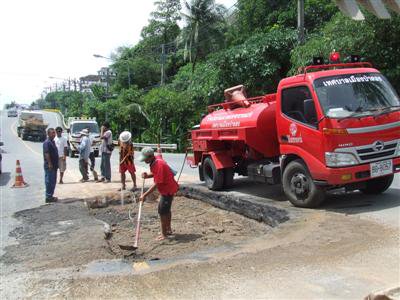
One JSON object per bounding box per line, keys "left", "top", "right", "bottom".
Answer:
{"left": 82, "top": 243, "right": 240, "bottom": 277}
{"left": 83, "top": 259, "right": 133, "bottom": 276}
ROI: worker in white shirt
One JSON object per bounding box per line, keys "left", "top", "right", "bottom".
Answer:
{"left": 54, "top": 126, "right": 68, "bottom": 184}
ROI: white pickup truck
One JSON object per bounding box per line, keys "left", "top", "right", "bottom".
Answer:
{"left": 67, "top": 117, "right": 101, "bottom": 158}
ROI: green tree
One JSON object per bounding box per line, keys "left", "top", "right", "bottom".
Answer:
{"left": 180, "top": 0, "right": 227, "bottom": 70}
{"left": 228, "top": 0, "right": 337, "bottom": 45}
{"left": 145, "top": 0, "right": 182, "bottom": 44}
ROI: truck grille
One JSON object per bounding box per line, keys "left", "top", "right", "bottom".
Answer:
{"left": 335, "top": 139, "right": 399, "bottom": 164}
{"left": 356, "top": 143, "right": 397, "bottom": 161}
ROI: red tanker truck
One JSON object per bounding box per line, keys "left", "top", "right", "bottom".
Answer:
{"left": 190, "top": 53, "right": 400, "bottom": 208}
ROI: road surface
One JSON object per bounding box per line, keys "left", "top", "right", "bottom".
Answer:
{"left": 1, "top": 109, "right": 399, "bottom": 299}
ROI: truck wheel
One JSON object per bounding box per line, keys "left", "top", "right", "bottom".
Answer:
{"left": 360, "top": 175, "right": 394, "bottom": 195}
{"left": 22, "top": 134, "right": 28, "bottom": 141}
{"left": 223, "top": 167, "right": 234, "bottom": 188}
{"left": 282, "top": 159, "right": 325, "bottom": 208}
{"left": 203, "top": 157, "right": 224, "bottom": 190}
{"left": 69, "top": 150, "right": 75, "bottom": 158}
{"left": 94, "top": 150, "right": 99, "bottom": 158}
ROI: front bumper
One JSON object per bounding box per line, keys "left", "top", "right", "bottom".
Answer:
{"left": 323, "top": 157, "right": 400, "bottom": 185}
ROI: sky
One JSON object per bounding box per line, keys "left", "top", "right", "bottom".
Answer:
{"left": 0, "top": 0, "right": 237, "bottom": 107}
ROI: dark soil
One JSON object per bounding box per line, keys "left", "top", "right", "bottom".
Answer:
{"left": 90, "top": 195, "right": 271, "bottom": 261}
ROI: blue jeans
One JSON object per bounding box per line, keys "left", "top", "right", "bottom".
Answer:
{"left": 44, "top": 167, "right": 57, "bottom": 199}
{"left": 100, "top": 152, "right": 111, "bottom": 180}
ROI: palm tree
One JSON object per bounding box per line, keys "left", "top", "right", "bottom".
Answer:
{"left": 180, "top": 0, "right": 227, "bottom": 71}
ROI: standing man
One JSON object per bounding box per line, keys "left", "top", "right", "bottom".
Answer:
{"left": 98, "top": 121, "right": 112, "bottom": 183}
{"left": 54, "top": 126, "right": 68, "bottom": 184}
{"left": 43, "top": 128, "right": 59, "bottom": 203}
{"left": 87, "top": 128, "right": 98, "bottom": 181}
{"left": 78, "top": 129, "right": 90, "bottom": 182}
{"left": 138, "top": 147, "right": 179, "bottom": 241}
{"left": 118, "top": 131, "right": 137, "bottom": 191}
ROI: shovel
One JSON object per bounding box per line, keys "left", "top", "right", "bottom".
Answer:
{"left": 118, "top": 177, "right": 145, "bottom": 251}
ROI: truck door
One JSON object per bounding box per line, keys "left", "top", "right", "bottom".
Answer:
{"left": 278, "top": 85, "right": 324, "bottom": 169}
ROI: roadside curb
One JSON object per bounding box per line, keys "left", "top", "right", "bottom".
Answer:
{"left": 178, "top": 184, "right": 290, "bottom": 227}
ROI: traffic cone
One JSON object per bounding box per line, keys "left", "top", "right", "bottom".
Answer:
{"left": 12, "top": 160, "right": 29, "bottom": 188}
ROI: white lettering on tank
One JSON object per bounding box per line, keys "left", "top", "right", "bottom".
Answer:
{"left": 206, "top": 112, "right": 253, "bottom": 122}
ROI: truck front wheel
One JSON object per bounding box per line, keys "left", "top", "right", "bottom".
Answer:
{"left": 360, "top": 175, "right": 394, "bottom": 195}
{"left": 282, "top": 160, "right": 325, "bottom": 208}
{"left": 203, "top": 157, "right": 224, "bottom": 190}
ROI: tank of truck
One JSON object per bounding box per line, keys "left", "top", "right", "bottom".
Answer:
{"left": 195, "top": 95, "right": 280, "bottom": 158}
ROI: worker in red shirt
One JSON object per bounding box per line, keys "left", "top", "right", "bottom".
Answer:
{"left": 138, "top": 147, "right": 179, "bottom": 241}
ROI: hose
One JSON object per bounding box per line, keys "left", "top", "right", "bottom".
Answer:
{"left": 176, "top": 149, "right": 189, "bottom": 183}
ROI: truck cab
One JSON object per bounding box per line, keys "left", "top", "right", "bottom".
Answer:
{"left": 276, "top": 58, "right": 400, "bottom": 207}
{"left": 67, "top": 117, "right": 101, "bottom": 157}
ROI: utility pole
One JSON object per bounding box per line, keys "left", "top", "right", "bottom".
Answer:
{"left": 161, "top": 44, "right": 166, "bottom": 85}
{"left": 298, "top": 0, "right": 305, "bottom": 44}
{"left": 127, "top": 64, "right": 131, "bottom": 88}
{"left": 105, "top": 68, "right": 110, "bottom": 121}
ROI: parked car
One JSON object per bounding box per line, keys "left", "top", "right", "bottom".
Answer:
{"left": 7, "top": 109, "right": 18, "bottom": 117}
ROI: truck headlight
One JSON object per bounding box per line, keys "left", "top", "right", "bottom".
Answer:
{"left": 325, "top": 152, "right": 358, "bottom": 167}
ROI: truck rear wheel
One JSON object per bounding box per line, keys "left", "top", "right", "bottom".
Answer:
{"left": 203, "top": 157, "right": 224, "bottom": 190}
{"left": 360, "top": 175, "right": 394, "bottom": 195}
{"left": 69, "top": 150, "right": 75, "bottom": 158}
{"left": 282, "top": 159, "right": 325, "bottom": 208}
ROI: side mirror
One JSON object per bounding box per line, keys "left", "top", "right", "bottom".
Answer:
{"left": 303, "top": 99, "right": 317, "bottom": 124}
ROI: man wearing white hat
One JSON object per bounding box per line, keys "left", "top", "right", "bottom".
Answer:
{"left": 118, "top": 131, "right": 137, "bottom": 191}
{"left": 78, "top": 129, "right": 91, "bottom": 182}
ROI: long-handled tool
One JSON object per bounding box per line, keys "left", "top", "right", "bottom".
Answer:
{"left": 119, "top": 177, "right": 145, "bottom": 251}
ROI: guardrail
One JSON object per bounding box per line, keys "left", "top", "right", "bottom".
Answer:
{"left": 112, "top": 141, "right": 177, "bottom": 150}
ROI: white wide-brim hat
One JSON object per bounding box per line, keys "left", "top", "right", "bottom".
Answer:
{"left": 119, "top": 131, "right": 132, "bottom": 142}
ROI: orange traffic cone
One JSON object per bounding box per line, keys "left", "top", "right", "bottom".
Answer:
{"left": 12, "top": 160, "right": 29, "bottom": 188}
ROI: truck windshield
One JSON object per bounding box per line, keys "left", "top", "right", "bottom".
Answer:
{"left": 314, "top": 73, "right": 400, "bottom": 118}
{"left": 71, "top": 123, "right": 99, "bottom": 134}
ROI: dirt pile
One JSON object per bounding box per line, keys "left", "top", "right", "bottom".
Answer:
{"left": 89, "top": 195, "right": 271, "bottom": 261}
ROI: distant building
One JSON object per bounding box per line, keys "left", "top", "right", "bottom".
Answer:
{"left": 98, "top": 67, "right": 116, "bottom": 84}
{"left": 79, "top": 67, "right": 116, "bottom": 93}
{"left": 79, "top": 75, "right": 102, "bottom": 93}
